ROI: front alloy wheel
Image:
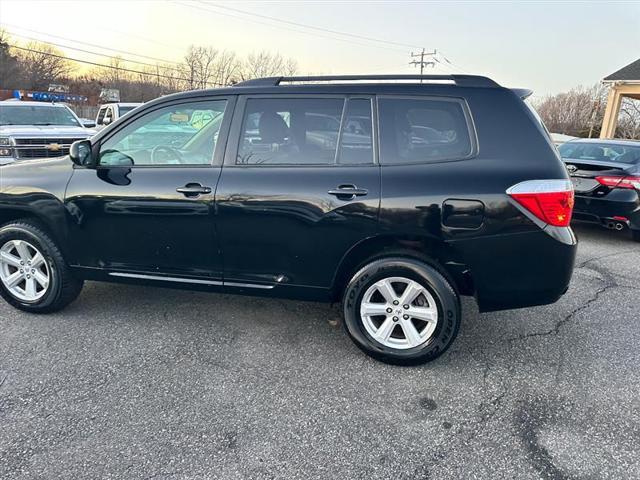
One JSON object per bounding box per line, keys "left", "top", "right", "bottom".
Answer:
{"left": 0, "top": 220, "right": 83, "bottom": 313}
{"left": 0, "top": 239, "right": 50, "bottom": 302}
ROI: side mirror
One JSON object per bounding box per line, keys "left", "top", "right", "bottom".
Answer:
{"left": 81, "top": 119, "right": 96, "bottom": 128}
{"left": 69, "top": 139, "right": 94, "bottom": 167}
{"left": 103, "top": 116, "right": 112, "bottom": 125}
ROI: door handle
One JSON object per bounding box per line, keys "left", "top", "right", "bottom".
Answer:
{"left": 176, "top": 183, "right": 212, "bottom": 197}
{"left": 327, "top": 185, "right": 368, "bottom": 200}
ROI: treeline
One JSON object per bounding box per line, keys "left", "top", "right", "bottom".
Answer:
{"left": 534, "top": 84, "right": 640, "bottom": 139}
{"left": 0, "top": 30, "right": 298, "bottom": 102}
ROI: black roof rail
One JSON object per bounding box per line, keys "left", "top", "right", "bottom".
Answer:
{"left": 235, "top": 74, "right": 500, "bottom": 88}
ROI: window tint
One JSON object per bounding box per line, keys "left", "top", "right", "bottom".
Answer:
{"left": 237, "top": 98, "right": 344, "bottom": 165}
{"left": 99, "top": 100, "right": 226, "bottom": 166}
{"left": 338, "top": 99, "right": 373, "bottom": 165}
{"left": 378, "top": 97, "right": 472, "bottom": 164}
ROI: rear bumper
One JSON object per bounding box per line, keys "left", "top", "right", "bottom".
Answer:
{"left": 573, "top": 190, "right": 640, "bottom": 230}
{"left": 451, "top": 228, "right": 577, "bottom": 312}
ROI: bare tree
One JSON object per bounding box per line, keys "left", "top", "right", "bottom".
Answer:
{"left": 14, "top": 41, "right": 73, "bottom": 90}
{"left": 212, "top": 50, "right": 241, "bottom": 86}
{"left": 240, "top": 51, "right": 298, "bottom": 81}
{"left": 618, "top": 98, "right": 640, "bottom": 139}
{"left": 534, "top": 84, "right": 607, "bottom": 137}
{"left": 0, "top": 29, "right": 22, "bottom": 89}
{"left": 180, "top": 45, "right": 221, "bottom": 90}
{"left": 535, "top": 83, "right": 640, "bottom": 139}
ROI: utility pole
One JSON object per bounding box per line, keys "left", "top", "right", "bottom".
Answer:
{"left": 410, "top": 48, "right": 436, "bottom": 77}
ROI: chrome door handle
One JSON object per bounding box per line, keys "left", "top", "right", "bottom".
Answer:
{"left": 176, "top": 183, "right": 212, "bottom": 197}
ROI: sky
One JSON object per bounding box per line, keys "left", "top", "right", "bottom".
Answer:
{"left": 0, "top": 0, "right": 639, "bottom": 98}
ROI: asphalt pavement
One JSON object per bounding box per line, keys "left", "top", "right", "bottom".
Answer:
{"left": 1, "top": 224, "right": 639, "bottom": 479}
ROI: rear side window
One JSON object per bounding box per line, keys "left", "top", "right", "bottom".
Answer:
{"left": 378, "top": 97, "right": 473, "bottom": 164}
{"left": 237, "top": 98, "right": 344, "bottom": 165}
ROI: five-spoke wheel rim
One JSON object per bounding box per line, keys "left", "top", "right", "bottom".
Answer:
{"left": 0, "top": 240, "right": 50, "bottom": 302}
{"left": 360, "top": 276, "right": 439, "bottom": 350}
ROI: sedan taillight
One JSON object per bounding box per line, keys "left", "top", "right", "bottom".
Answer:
{"left": 596, "top": 175, "right": 640, "bottom": 190}
{"left": 507, "top": 179, "right": 574, "bottom": 227}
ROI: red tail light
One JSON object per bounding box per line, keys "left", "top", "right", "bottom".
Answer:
{"left": 596, "top": 175, "right": 640, "bottom": 190}
{"left": 507, "top": 179, "right": 574, "bottom": 227}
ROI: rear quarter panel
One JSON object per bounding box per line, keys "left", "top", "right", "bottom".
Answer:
{"left": 378, "top": 87, "right": 575, "bottom": 311}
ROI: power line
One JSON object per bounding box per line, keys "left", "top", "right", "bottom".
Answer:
{"left": 198, "top": 1, "right": 423, "bottom": 50}
{"left": 4, "top": 30, "right": 186, "bottom": 74}
{"left": 173, "top": 1, "right": 409, "bottom": 53}
{"left": 8, "top": 44, "right": 223, "bottom": 87}
{"left": 0, "top": 23, "right": 183, "bottom": 66}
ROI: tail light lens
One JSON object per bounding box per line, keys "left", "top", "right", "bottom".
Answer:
{"left": 596, "top": 175, "right": 640, "bottom": 190}
{"left": 507, "top": 179, "right": 574, "bottom": 227}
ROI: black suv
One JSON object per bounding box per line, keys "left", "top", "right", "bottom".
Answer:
{"left": 0, "top": 75, "right": 576, "bottom": 365}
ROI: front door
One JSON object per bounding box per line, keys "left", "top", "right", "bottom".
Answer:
{"left": 65, "top": 97, "right": 232, "bottom": 279}
{"left": 215, "top": 95, "right": 380, "bottom": 290}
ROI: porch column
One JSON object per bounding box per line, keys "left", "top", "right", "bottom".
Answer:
{"left": 600, "top": 85, "right": 623, "bottom": 139}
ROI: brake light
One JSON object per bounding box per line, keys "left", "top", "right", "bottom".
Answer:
{"left": 507, "top": 179, "right": 574, "bottom": 227}
{"left": 596, "top": 175, "right": 640, "bottom": 190}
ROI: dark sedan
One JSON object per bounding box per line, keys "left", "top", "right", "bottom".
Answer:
{"left": 559, "top": 138, "right": 640, "bottom": 241}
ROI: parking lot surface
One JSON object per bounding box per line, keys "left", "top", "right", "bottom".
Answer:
{"left": 1, "top": 224, "right": 639, "bottom": 479}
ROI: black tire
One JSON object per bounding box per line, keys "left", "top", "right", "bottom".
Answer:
{"left": 0, "top": 220, "right": 83, "bottom": 313}
{"left": 342, "top": 257, "right": 461, "bottom": 366}
{"left": 632, "top": 229, "right": 640, "bottom": 242}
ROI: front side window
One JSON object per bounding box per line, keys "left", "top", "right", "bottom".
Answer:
{"left": 237, "top": 98, "right": 344, "bottom": 165}
{"left": 98, "top": 100, "right": 227, "bottom": 166}
{"left": 378, "top": 97, "right": 473, "bottom": 164}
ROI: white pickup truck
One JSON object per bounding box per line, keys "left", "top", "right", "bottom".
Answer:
{"left": 95, "top": 103, "right": 143, "bottom": 129}
{"left": 0, "top": 101, "right": 95, "bottom": 165}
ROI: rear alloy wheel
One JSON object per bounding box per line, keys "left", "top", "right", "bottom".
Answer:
{"left": 360, "top": 277, "right": 438, "bottom": 350}
{"left": 343, "top": 257, "right": 461, "bottom": 365}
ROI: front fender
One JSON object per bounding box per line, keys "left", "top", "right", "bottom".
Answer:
{"left": 0, "top": 158, "right": 75, "bottom": 260}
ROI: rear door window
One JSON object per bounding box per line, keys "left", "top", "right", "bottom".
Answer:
{"left": 237, "top": 97, "right": 344, "bottom": 165}
{"left": 338, "top": 98, "right": 374, "bottom": 165}
{"left": 378, "top": 97, "right": 474, "bottom": 164}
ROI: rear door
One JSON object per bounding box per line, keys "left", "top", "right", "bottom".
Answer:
{"left": 215, "top": 95, "right": 380, "bottom": 290}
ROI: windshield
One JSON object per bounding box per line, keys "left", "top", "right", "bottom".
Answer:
{"left": 559, "top": 142, "right": 640, "bottom": 164}
{"left": 0, "top": 104, "right": 81, "bottom": 127}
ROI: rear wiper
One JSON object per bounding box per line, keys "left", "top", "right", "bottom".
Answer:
{"left": 32, "top": 123, "right": 56, "bottom": 126}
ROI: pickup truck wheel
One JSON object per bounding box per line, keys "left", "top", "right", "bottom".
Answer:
{"left": 0, "top": 221, "right": 83, "bottom": 313}
{"left": 342, "top": 257, "right": 460, "bottom": 366}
